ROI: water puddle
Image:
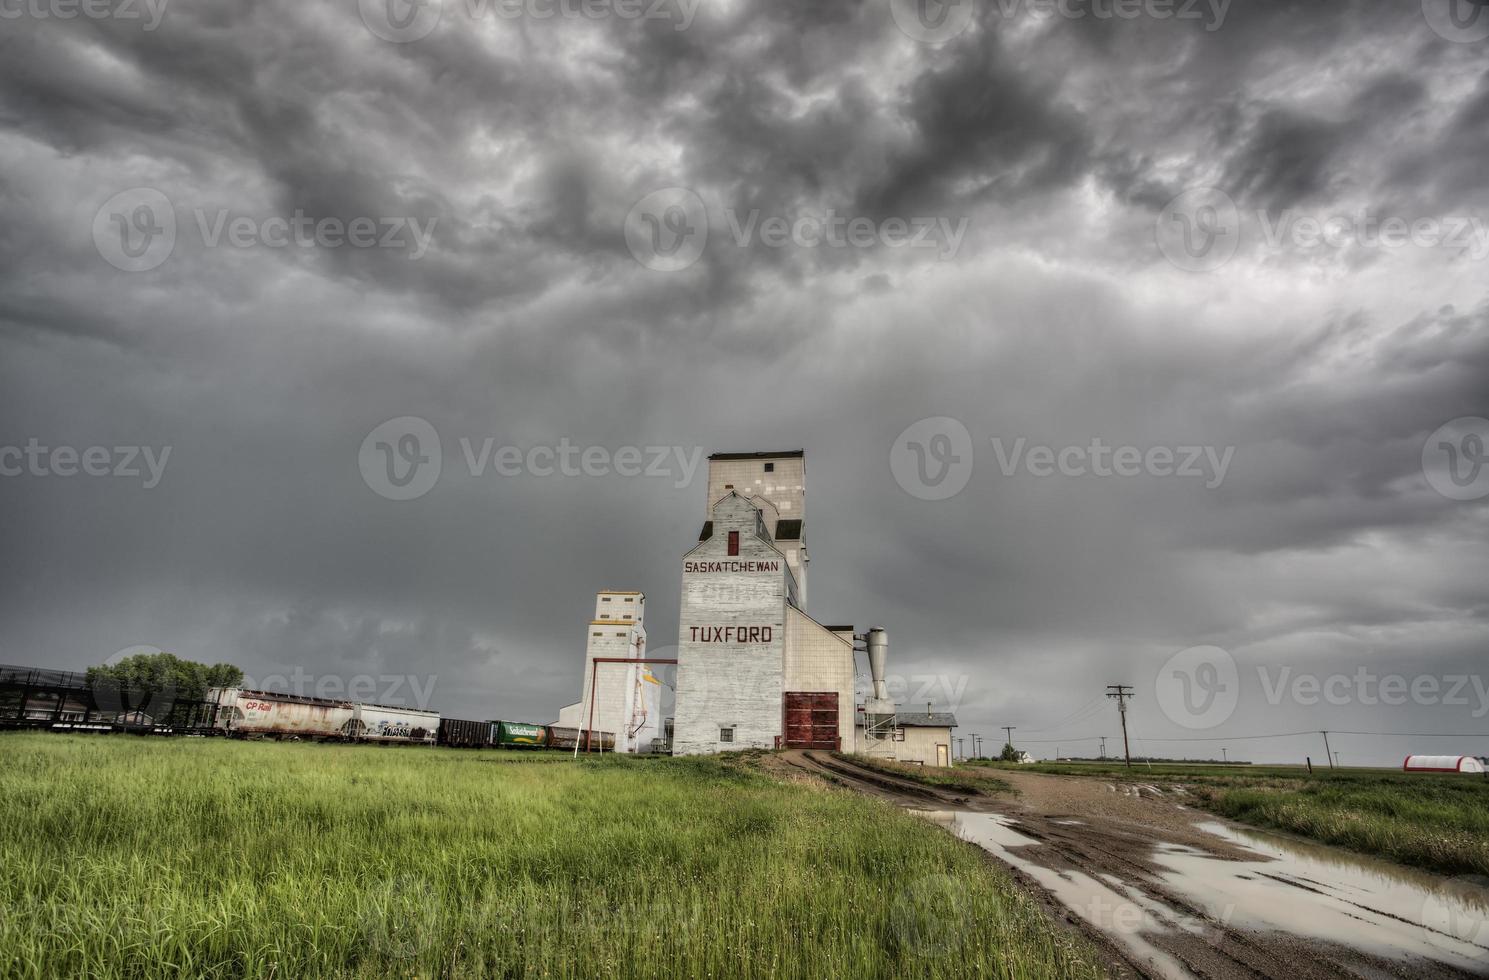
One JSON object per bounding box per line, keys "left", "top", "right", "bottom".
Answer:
{"left": 924, "top": 811, "right": 1193, "bottom": 979}
{"left": 924, "top": 810, "right": 1489, "bottom": 978}
{"left": 1170, "top": 821, "right": 1489, "bottom": 973}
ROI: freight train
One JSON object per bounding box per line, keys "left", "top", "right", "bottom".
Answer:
{"left": 205, "top": 687, "right": 615, "bottom": 750}
{"left": 0, "top": 669, "right": 621, "bottom": 752}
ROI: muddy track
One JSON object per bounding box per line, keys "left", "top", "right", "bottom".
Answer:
{"left": 789, "top": 750, "right": 973, "bottom": 805}
{"left": 780, "top": 752, "right": 1484, "bottom": 980}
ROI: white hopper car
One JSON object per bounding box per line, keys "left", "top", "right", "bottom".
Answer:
{"left": 208, "top": 688, "right": 438, "bottom": 744}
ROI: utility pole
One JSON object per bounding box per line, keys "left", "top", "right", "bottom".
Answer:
{"left": 1099, "top": 736, "right": 1107, "bottom": 759}
{"left": 1321, "top": 731, "right": 1334, "bottom": 769}
{"left": 1333, "top": 751, "right": 1340, "bottom": 768}
{"left": 1106, "top": 685, "right": 1134, "bottom": 769}
{"left": 1002, "top": 726, "right": 1016, "bottom": 752}
{"left": 1221, "top": 748, "right": 1227, "bottom": 764}
{"left": 969, "top": 734, "right": 981, "bottom": 759}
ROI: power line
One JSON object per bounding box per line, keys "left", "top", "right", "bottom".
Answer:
{"left": 1018, "top": 729, "right": 1489, "bottom": 744}
{"left": 1020, "top": 695, "right": 1106, "bottom": 734}
{"left": 1129, "top": 730, "right": 1320, "bottom": 742}
{"left": 962, "top": 715, "right": 1485, "bottom": 755}
{"left": 1016, "top": 735, "right": 1107, "bottom": 743}
{"left": 1127, "top": 729, "right": 1488, "bottom": 742}
{"left": 1042, "top": 700, "right": 1112, "bottom": 732}
{"left": 1328, "top": 730, "right": 1489, "bottom": 738}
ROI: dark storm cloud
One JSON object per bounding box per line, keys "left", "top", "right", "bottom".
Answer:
{"left": 870, "top": 32, "right": 1092, "bottom": 214}
{"left": 1222, "top": 109, "right": 1347, "bottom": 210}
{"left": 1, "top": 0, "right": 1486, "bottom": 764}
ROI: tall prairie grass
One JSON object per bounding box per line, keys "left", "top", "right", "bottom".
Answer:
{"left": 0, "top": 735, "right": 1103, "bottom": 979}
{"left": 1198, "top": 777, "right": 1489, "bottom": 877}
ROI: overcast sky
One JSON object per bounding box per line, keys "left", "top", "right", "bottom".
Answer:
{"left": 2, "top": 0, "right": 1486, "bottom": 765}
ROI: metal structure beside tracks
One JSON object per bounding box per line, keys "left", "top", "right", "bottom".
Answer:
{"left": 0, "top": 664, "right": 222, "bottom": 735}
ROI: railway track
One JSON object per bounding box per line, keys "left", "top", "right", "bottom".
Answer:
{"left": 783, "top": 749, "right": 975, "bottom": 806}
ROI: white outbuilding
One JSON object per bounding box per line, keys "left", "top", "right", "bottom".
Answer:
{"left": 1402, "top": 755, "right": 1486, "bottom": 774}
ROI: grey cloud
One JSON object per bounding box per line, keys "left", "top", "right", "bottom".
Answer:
{"left": 0, "top": 0, "right": 1485, "bottom": 762}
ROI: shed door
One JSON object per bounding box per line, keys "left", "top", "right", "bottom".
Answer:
{"left": 784, "top": 692, "right": 839, "bottom": 749}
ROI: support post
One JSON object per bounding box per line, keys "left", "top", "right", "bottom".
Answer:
{"left": 1106, "top": 685, "right": 1134, "bottom": 769}
{"left": 581, "top": 657, "right": 679, "bottom": 758}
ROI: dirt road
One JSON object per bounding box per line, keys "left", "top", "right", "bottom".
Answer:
{"left": 782, "top": 752, "right": 1489, "bottom": 980}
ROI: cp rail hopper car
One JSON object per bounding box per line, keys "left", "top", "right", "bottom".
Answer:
{"left": 209, "top": 689, "right": 437, "bottom": 744}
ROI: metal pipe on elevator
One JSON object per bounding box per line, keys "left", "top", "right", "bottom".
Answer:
{"left": 866, "top": 628, "right": 889, "bottom": 702}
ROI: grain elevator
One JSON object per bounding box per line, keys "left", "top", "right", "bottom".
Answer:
{"left": 557, "top": 449, "right": 956, "bottom": 764}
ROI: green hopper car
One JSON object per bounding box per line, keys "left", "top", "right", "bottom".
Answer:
{"left": 493, "top": 721, "right": 548, "bottom": 747}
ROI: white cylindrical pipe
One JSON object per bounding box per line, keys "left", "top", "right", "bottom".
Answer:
{"left": 867, "top": 628, "right": 889, "bottom": 702}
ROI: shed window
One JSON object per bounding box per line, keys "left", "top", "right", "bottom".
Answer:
{"left": 719, "top": 727, "right": 735, "bottom": 743}
{"left": 601, "top": 597, "right": 611, "bottom": 602}
{"left": 624, "top": 597, "right": 634, "bottom": 602}
{"left": 592, "top": 632, "right": 602, "bottom": 637}
{"left": 728, "top": 531, "right": 739, "bottom": 556}
{"left": 764, "top": 462, "right": 774, "bottom": 472}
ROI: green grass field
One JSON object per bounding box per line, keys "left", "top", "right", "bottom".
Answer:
{"left": 968, "top": 760, "right": 1489, "bottom": 877}
{"left": 0, "top": 735, "right": 1104, "bottom": 980}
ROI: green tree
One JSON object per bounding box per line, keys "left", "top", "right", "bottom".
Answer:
{"left": 87, "top": 652, "right": 242, "bottom": 704}
{"left": 999, "top": 743, "right": 1019, "bottom": 762}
